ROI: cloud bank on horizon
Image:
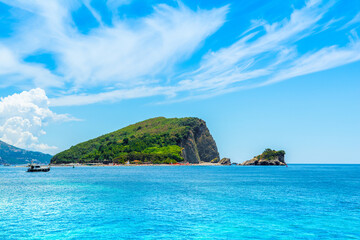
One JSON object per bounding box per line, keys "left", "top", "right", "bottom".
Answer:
{"left": 0, "top": 0, "right": 359, "bottom": 152}
{"left": 0, "top": 88, "right": 75, "bottom": 152}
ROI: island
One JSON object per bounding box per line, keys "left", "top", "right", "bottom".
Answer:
{"left": 241, "top": 149, "right": 286, "bottom": 166}
{"left": 51, "top": 117, "right": 230, "bottom": 165}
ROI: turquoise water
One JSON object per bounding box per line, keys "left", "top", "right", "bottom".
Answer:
{"left": 0, "top": 165, "right": 359, "bottom": 239}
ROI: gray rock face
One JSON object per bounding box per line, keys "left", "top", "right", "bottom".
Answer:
{"left": 180, "top": 119, "right": 220, "bottom": 163}
{"left": 219, "top": 158, "right": 231, "bottom": 165}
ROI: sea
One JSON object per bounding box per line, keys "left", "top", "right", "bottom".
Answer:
{"left": 0, "top": 165, "right": 359, "bottom": 239}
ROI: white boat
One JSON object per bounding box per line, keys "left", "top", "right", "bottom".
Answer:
{"left": 27, "top": 164, "right": 50, "bottom": 172}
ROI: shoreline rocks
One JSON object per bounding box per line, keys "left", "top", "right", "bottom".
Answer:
{"left": 219, "top": 158, "right": 231, "bottom": 165}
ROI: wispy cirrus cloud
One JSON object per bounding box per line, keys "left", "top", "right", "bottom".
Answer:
{"left": 169, "top": 0, "right": 360, "bottom": 98}
{"left": 0, "top": 0, "right": 359, "bottom": 107}
{"left": 340, "top": 12, "right": 360, "bottom": 30}
{"left": 264, "top": 35, "right": 360, "bottom": 85}
{"left": 0, "top": 0, "right": 228, "bottom": 92}
{"left": 59, "top": 4, "right": 228, "bottom": 90}
{"left": 48, "top": 0, "right": 360, "bottom": 106}
{"left": 0, "top": 45, "right": 63, "bottom": 89}
{"left": 174, "top": 0, "right": 329, "bottom": 93}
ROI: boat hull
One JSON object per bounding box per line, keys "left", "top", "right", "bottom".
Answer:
{"left": 27, "top": 168, "right": 50, "bottom": 172}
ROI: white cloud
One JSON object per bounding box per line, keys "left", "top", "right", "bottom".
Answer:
{"left": 265, "top": 40, "right": 360, "bottom": 85}
{"left": 58, "top": 4, "right": 228, "bottom": 90}
{"left": 0, "top": 88, "right": 75, "bottom": 154}
{"left": 0, "top": 45, "right": 63, "bottom": 89}
{"left": 106, "top": 0, "right": 132, "bottom": 10}
{"left": 340, "top": 12, "right": 360, "bottom": 30}
{"left": 174, "top": 0, "right": 329, "bottom": 92}
{"left": 162, "top": 0, "right": 360, "bottom": 101}
{"left": 50, "top": 86, "right": 171, "bottom": 106}
{"left": 46, "top": 0, "right": 360, "bottom": 106}
{"left": 0, "top": 0, "right": 228, "bottom": 92}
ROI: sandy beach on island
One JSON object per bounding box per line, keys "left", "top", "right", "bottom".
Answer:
{"left": 12, "top": 162, "right": 226, "bottom": 167}
{"left": 48, "top": 162, "right": 224, "bottom": 167}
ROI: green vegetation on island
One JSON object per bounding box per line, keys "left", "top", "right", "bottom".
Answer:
{"left": 51, "top": 117, "right": 220, "bottom": 165}
{"left": 255, "top": 149, "right": 285, "bottom": 161}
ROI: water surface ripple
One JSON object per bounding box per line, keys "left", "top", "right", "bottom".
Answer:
{"left": 0, "top": 165, "right": 359, "bottom": 239}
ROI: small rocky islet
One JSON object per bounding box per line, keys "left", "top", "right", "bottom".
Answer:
{"left": 240, "top": 149, "right": 286, "bottom": 166}
{"left": 49, "top": 117, "right": 286, "bottom": 166}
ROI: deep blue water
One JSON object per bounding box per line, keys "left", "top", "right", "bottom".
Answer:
{"left": 0, "top": 165, "right": 359, "bottom": 239}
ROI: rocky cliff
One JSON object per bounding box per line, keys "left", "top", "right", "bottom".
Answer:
{"left": 180, "top": 119, "right": 219, "bottom": 163}
{"left": 241, "top": 149, "right": 286, "bottom": 166}
{"left": 51, "top": 117, "right": 220, "bottom": 164}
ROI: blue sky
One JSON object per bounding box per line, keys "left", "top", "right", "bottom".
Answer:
{"left": 0, "top": 0, "right": 359, "bottom": 163}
